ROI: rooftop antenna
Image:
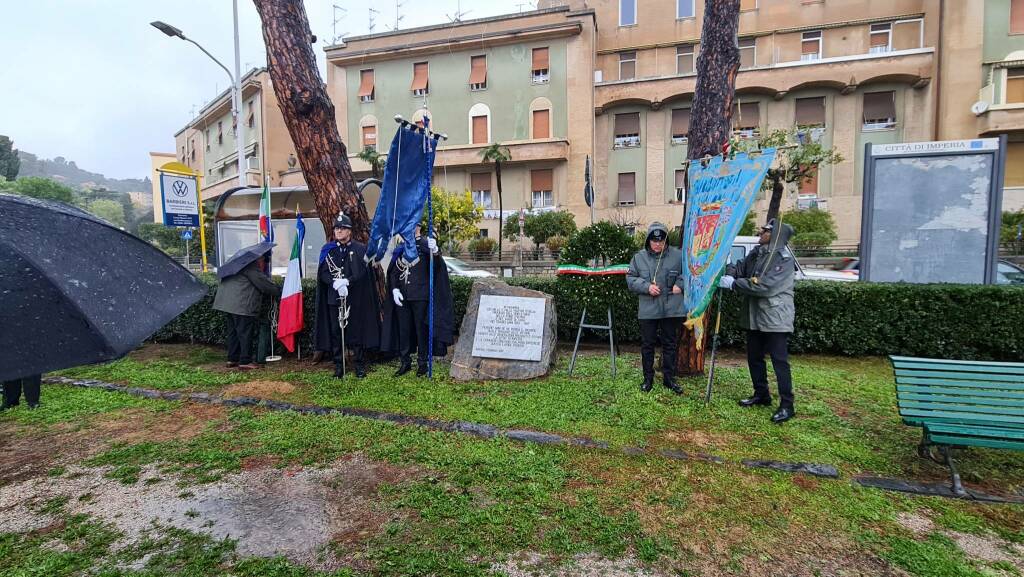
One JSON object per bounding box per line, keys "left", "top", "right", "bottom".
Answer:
{"left": 368, "top": 7, "right": 380, "bottom": 33}
{"left": 447, "top": 0, "right": 471, "bottom": 22}
{"left": 332, "top": 4, "right": 348, "bottom": 43}
{"left": 516, "top": 1, "right": 537, "bottom": 12}
{"left": 391, "top": 0, "right": 406, "bottom": 30}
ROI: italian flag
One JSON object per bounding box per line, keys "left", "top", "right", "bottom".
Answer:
{"left": 258, "top": 181, "right": 273, "bottom": 242}
{"left": 276, "top": 214, "right": 305, "bottom": 352}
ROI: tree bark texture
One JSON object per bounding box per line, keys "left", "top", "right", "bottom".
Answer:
{"left": 496, "top": 160, "right": 504, "bottom": 261}
{"left": 253, "top": 0, "right": 369, "bottom": 241}
{"left": 766, "top": 172, "right": 785, "bottom": 225}
{"left": 677, "top": 0, "right": 741, "bottom": 377}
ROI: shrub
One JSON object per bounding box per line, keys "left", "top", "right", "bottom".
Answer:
{"left": 467, "top": 237, "right": 496, "bottom": 260}
{"left": 545, "top": 235, "right": 567, "bottom": 256}
{"left": 782, "top": 208, "right": 838, "bottom": 247}
{"left": 503, "top": 209, "right": 577, "bottom": 245}
{"left": 155, "top": 274, "right": 1024, "bottom": 361}
{"left": 790, "top": 231, "right": 832, "bottom": 251}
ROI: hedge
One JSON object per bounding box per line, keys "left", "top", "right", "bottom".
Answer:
{"left": 155, "top": 274, "right": 1024, "bottom": 361}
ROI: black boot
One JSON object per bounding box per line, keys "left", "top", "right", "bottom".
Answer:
{"left": 416, "top": 364, "right": 428, "bottom": 377}
{"left": 641, "top": 376, "right": 653, "bottom": 392}
{"left": 664, "top": 378, "right": 683, "bottom": 395}
{"left": 738, "top": 396, "right": 772, "bottom": 407}
{"left": 355, "top": 362, "right": 367, "bottom": 379}
{"left": 333, "top": 363, "right": 345, "bottom": 379}
{"left": 771, "top": 406, "right": 795, "bottom": 423}
{"left": 395, "top": 358, "right": 412, "bottom": 377}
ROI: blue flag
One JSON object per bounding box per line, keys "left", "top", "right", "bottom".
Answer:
{"left": 682, "top": 149, "right": 776, "bottom": 346}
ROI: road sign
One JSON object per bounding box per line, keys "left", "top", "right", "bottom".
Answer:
{"left": 180, "top": 229, "right": 193, "bottom": 241}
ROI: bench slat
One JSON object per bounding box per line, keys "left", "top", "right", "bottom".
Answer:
{"left": 894, "top": 369, "right": 1024, "bottom": 384}
{"left": 894, "top": 376, "right": 1024, "bottom": 391}
{"left": 926, "top": 423, "right": 1024, "bottom": 440}
{"left": 898, "top": 392, "right": 1024, "bottom": 408}
{"left": 891, "top": 356, "right": 1024, "bottom": 370}
{"left": 899, "top": 400, "right": 1024, "bottom": 417}
{"left": 904, "top": 415, "right": 1024, "bottom": 430}
{"left": 927, "top": 434, "right": 1024, "bottom": 452}
{"left": 896, "top": 385, "right": 1024, "bottom": 401}
{"left": 891, "top": 361, "right": 1024, "bottom": 376}
{"left": 900, "top": 408, "right": 1024, "bottom": 425}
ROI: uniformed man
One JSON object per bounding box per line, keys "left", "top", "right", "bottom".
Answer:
{"left": 626, "top": 222, "right": 685, "bottom": 394}
{"left": 314, "top": 214, "right": 381, "bottom": 378}
{"left": 720, "top": 218, "right": 797, "bottom": 423}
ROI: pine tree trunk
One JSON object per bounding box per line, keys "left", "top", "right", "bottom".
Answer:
{"left": 496, "top": 160, "right": 504, "bottom": 261}
{"left": 765, "top": 171, "right": 784, "bottom": 225}
{"left": 676, "top": 0, "right": 741, "bottom": 377}
{"left": 253, "top": 0, "right": 369, "bottom": 241}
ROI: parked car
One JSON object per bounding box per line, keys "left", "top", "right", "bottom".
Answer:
{"left": 728, "top": 236, "right": 856, "bottom": 282}
{"left": 443, "top": 256, "right": 495, "bottom": 278}
{"left": 997, "top": 260, "right": 1024, "bottom": 285}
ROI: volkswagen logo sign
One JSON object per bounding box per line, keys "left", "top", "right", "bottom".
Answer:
{"left": 172, "top": 180, "right": 188, "bottom": 197}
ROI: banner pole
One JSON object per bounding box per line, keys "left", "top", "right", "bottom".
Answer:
{"left": 197, "top": 174, "right": 208, "bottom": 273}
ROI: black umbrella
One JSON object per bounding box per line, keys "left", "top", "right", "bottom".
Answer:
{"left": 584, "top": 155, "right": 593, "bottom": 208}
{"left": 0, "top": 193, "right": 208, "bottom": 381}
{"left": 216, "top": 241, "right": 275, "bottom": 279}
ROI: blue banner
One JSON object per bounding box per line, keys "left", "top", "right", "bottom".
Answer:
{"left": 682, "top": 149, "right": 776, "bottom": 344}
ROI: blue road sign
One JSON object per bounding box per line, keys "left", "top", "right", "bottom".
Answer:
{"left": 181, "top": 229, "right": 193, "bottom": 241}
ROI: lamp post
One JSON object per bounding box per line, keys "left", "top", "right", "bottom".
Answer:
{"left": 152, "top": 7, "right": 245, "bottom": 188}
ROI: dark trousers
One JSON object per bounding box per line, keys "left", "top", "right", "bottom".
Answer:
{"left": 3, "top": 375, "right": 41, "bottom": 407}
{"left": 328, "top": 305, "right": 365, "bottom": 371}
{"left": 640, "top": 318, "right": 679, "bottom": 383}
{"left": 225, "top": 313, "right": 255, "bottom": 365}
{"left": 747, "top": 330, "right": 794, "bottom": 409}
{"left": 400, "top": 300, "right": 431, "bottom": 368}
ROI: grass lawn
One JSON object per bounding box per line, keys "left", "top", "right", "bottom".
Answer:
{"left": 1, "top": 343, "right": 1021, "bottom": 576}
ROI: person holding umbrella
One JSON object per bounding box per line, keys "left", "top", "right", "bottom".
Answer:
{"left": 212, "top": 242, "right": 282, "bottom": 370}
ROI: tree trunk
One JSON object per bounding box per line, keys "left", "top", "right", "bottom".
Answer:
{"left": 676, "top": 0, "right": 741, "bottom": 377}
{"left": 765, "top": 171, "right": 784, "bottom": 225}
{"left": 496, "top": 160, "right": 503, "bottom": 261}
{"left": 253, "top": 0, "right": 369, "bottom": 241}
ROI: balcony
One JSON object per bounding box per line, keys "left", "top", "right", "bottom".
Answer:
{"left": 350, "top": 139, "right": 570, "bottom": 174}
{"left": 977, "top": 105, "right": 1024, "bottom": 136}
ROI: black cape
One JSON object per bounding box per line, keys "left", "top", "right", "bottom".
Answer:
{"left": 380, "top": 239, "right": 455, "bottom": 357}
{"left": 314, "top": 240, "right": 382, "bottom": 352}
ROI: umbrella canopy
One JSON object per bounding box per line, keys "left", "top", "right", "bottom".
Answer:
{"left": 216, "top": 241, "right": 275, "bottom": 279}
{"left": 0, "top": 193, "right": 208, "bottom": 381}
{"left": 584, "top": 155, "right": 593, "bottom": 208}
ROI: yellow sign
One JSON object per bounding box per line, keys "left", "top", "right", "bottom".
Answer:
{"left": 157, "top": 162, "right": 208, "bottom": 273}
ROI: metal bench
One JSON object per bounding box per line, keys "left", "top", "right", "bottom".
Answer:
{"left": 891, "top": 355, "right": 1024, "bottom": 496}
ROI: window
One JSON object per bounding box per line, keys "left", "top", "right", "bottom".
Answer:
{"left": 469, "top": 55, "right": 487, "bottom": 91}
{"left": 619, "top": 51, "right": 636, "bottom": 80}
{"left": 795, "top": 96, "right": 826, "bottom": 127}
{"left": 799, "top": 165, "right": 818, "bottom": 195}
{"left": 471, "top": 173, "right": 492, "bottom": 208}
{"left": 733, "top": 102, "right": 761, "bottom": 137}
{"left": 738, "top": 37, "right": 756, "bottom": 68}
{"left": 472, "top": 115, "right": 488, "bottom": 144}
{"left": 617, "top": 173, "right": 636, "bottom": 206}
{"left": 531, "top": 169, "right": 554, "bottom": 208}
{"left": 478, "top": 228, "right": 489, "bottom": 238}
{"left": 671, "top": 108, "right": 691, "bottom": 143}
{"left": 205, "top": 129, "right": 210, "bottom": 151}
{"left": 677, "top": 0, "right": 694, "bottom": 19}
{"left": 870, "top": 23, "right": 892, "bottom": 54}
{"left": 862, "top": 91, "right": 896, "bottom": 130}
{"left": 181, "top": 146, "right": 185, "bottom": 162}
{"left": 1013, "top": 0, "right": 1024, "bottom": 34}
{"left": 801, "top": 31, "right": 822, "bottom": 61}
{"left": 217, "top": 121, "right": 223, "bottom": 144}
{"left": 247, "top": 154, "right": 260, "bottom": 170}
{"left": 674, "top": 169, "right": 686, "bottom": 200}
{"left": 411, "top": 62, "right": 429, "bottom": 96}
{"left": 620, "top": 0, "right": 636, "bottom": 26}
{"left": 361, "top": 125, "right": 377, "bottom": 150}
{"left": 614, "top": 112, "right": 641, "bottom": 148}
{"left": 532, "top": 48, "right": 550, "bottom": 83}
{"left": 190, "top": 139, "right": 196, "bottom": 161}
{"left": 247, "top": 100, "right": 255, "bottom": 128}
{"left": 893, "top": 20, "right": 923, "bottom": 50}
{"left": 740, "top": 0, "right": 756, "bottom": 11}
{"left": 532, "top": 109, "right": 550, "bottom": 139}
{"left": 1007, "top": 69, "right": 1024, "bottom": 104}
{"left": 359, "top": 69, "right": 375, "bottom": 102}
{"left": 1006, "top": 142, "right": 1024, "bottom": 187}
{"left": 677, "top": 44, "right": 695, "bottom": 74}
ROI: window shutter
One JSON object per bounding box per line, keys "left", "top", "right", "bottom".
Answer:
{"left": 733, "top": 102, "right": 760, "bottom": 129}
{"left": 795, "top": 97, "right": 825, "bottom": 126}
{"left": 863, "top": 91, "right": 896, "bottom": 122}
{"left": 411, "top": 62, "right": 429, "bottom": 91}
{"left": 674, "top": 169, "right": 686, "bottom": 189}
{"left": 671, "top": 108, "right": 691, "bottom": 137}
{"left": 358, "top": 69, "right": 374, "bottom": 97}
{"left": 893, "top": 20, "right": 921, "bottom": 50}
{"left": 1013, "top": 0, "right": 1024, "bottom": 34}
{"left": 533, "top": 109, "right": 550, "bottom": 139}
{"left": 470, "top": 173, "right": 491, "bottom": 191}
{"left": 615, "top": 112, "right": 641, "bottom": 136}
{"left": 472, "top": 115, "right": 488, "bottom": 144}
{"left": 361, "top": 125, "right": 376, "bottom": 147}
{"left": 532, "top": 47, "right": 549, "bottom": 72}
{"left": 469, "top": 55, "right": 487, "bottom": 85}
{"left": 531, "top": 169, "right": 553, "bottom": 192}
{"left": 618, "top": 173, "right": 636, "bottom": 203}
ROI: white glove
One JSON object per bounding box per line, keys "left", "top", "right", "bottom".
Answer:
{"left": 427, "top": 237, "right": 438, "bottom": 254}
{"left": 719, "top": 275, "right": 735, "bottom": 290}
{"left": 393, "top": 288, "right": 404, "bottom": 307}
{"left": 336, "top": 285, "right": 349, "bottom": 298}
{"left": 332, "top": 278, "right": 349, "bottom": 291}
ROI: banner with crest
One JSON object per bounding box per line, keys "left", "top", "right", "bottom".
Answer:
{"left": 682, "top": 149, "right": 776, "bottom": 346}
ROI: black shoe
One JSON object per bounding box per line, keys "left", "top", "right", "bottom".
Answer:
{"left": 641, "top": 377, "right": 653, "bottom": 392}
{"left": 355, "top": 366, "right": 367, "bottom": 379}
{"left": 738, "top": 396, "right": 772, "bottom": 407}
{"left": 771, "top": 407, "right": 795, "bottom": 423}
{"left": 333, "top": 365, "right": 345, "bottom": 379}
{"left": 416, "top": 365, "right": 428, "bottom": 377}
{"left": 27, "top": 403, "right": 39, "bottom": 410}
{"left": 394, "top": 359, "right": 412, "bottom": 377}
{"left": 0, "top": 403, "right": 13, "bottom": 411}
{"left": 664, "top": 380, "right": 683, "bottom": 395}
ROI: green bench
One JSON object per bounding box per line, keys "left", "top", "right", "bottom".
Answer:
{"left": 891, "top": 355, "right": 1024, "bottom": 496}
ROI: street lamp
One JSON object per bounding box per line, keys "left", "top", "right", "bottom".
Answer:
{"left": 151, "top": 7, "right": 245, "bottom": 188}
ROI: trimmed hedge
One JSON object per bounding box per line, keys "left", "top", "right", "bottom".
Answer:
{"left": 156, "top": 274, "right": 1024, "bottom": 361}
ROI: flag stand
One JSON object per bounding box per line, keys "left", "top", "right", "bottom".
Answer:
{"left": 568, "top": 307, "right": 616, "bottom": 377}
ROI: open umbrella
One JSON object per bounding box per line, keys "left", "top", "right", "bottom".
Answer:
{"left": 216, "top": 241, "right": 275, "bottom": 279}
{"left": 0, "top": 193, "right": 207, "bottom": 381}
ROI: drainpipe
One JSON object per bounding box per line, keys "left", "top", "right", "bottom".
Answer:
{"left": 933, "top": 0, "right": 944, "bottom": 140}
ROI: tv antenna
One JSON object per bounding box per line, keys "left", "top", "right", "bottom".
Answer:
{"left": 515, "top": 1, "right": 537, "bottom": 12}
{"left": 447, "top": 0, "right": 471, "bottom": 22}
{"left": 368, "top": 7, "right": 380, "bottom": 33}
{"left": 391, "top": 0, "right": 407, "bottom": 30}
{"left": 332, "top": 4, "right": 348, "bottom": 43}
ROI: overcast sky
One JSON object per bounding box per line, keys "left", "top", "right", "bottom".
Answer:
{"left": 0, "top": 0, "right": 529, "bottom": 180}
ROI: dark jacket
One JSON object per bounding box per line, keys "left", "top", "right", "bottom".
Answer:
{"left": 726, "top": 223, "right": 796, "bottom": 332}
{"left": 380, "top": 237, "right": 456, "bottom": 357}
{"left": 314, "top": 240, "right": 381, "bottom": 350}
{"left": 626, "top": 222, "right": 686, "bottom": 320}
{"left": 212, "top": 261, "right": 281, "bottom": 317}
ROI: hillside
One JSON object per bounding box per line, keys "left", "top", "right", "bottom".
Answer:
{"left": 17, "top": 150, "right": 150, "bottom": 193}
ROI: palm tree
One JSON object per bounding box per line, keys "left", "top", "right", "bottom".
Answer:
{"left": 356, "top": 146, "right": 385, "bottom": 179}
{"left": 479, "top": 143, "right": 512, "bottom": 260}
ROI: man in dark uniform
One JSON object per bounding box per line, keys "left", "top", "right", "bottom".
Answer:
{"left": 383, "top": 224, "right": 455, "bottom": 377}
{"left": 1, "top": 374, "right": 41, "bottom": 410}
{"left": 720, "top": 218, "right": 797, "bottom": 423}
{"left": 315, "top": 214, "right": 381, "bottom": 379}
